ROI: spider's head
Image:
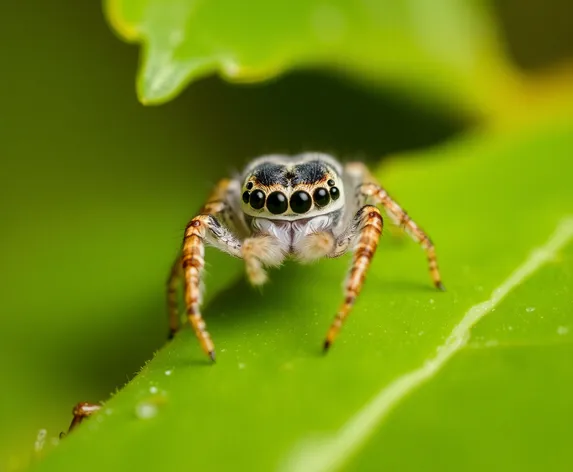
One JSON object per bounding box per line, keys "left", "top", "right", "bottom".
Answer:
{"left": 240, "top": 153, "right": 345, "bottom": 220}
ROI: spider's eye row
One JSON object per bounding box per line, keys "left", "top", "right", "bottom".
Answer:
{"left": 327, "top": 179, "right": 335, "bottom": 187}
{"left": 267, "top": 191, "right": 288, "bottom": 214}
{"left": 313, "top": 188, "right": 330, "bottom": 207}
{"left": 249, "top": 190, "right": 266, "bottom": 209}
{"left": 290, "top": 190, "right": 312, "bottom": 214}
{"left": 243, "top": 185, "right": 341, "bottom": 214}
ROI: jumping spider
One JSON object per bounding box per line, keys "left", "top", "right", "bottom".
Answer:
{"left": 167, "top": 152, "right": 444, "bottom": 361}
{"left": 64, "top": 153, "right": 444, "bottom": 432}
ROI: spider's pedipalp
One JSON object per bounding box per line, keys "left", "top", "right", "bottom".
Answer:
{"left": 242, "top": 235, "right": 286, "bottom": 286}
{"left": 295, "top": 231, "right": 335, "bottom": 263}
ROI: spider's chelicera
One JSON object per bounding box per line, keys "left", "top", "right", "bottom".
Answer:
{"left": 167, "top": 153, "right": 444, "bottom": 361}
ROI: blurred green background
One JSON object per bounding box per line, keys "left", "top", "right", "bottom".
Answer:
{"left": 1, "top": 0, "right": 572, "bottom": 470}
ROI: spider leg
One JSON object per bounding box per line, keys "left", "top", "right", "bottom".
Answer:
{"left": 62, "top": 402, "right": 101, "bottom": 436}
{"left": 175, "top": 179, "right": 243, "bottom": 361}
{"left": 346, "top": 162, "right": 444, "bottom": 290}
{"left": 324, "top": 205, "right": 383, "bottom": 351}
{"left": 166, "top": 254, "right": 182, "bottom": 339}
{"left": 361, "top": 182, "right": 444, "bottom": 290}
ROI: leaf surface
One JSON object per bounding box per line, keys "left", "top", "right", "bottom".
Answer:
{"left": 31, "top": 115, "right": 573, "bottom": 472}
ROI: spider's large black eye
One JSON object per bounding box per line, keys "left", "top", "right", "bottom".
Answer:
{"left": 246, "top": 181, "right": 254, "bottom": 190}
{"left": 330, "top": 186, "right": 340, "bottom": 200}
{"left": 313, "top": 188, "right": 330, "bottom": 207}
{"left": 249, "top": 190, "right": 266, "bottom": 210}
{"left": 290, "top": 190, "right": 312, "bottom": 214}
{"left": 266, "top": 191, "right": 288, "bottom": 214}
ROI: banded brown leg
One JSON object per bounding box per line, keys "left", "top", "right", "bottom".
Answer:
{"left": 166, "top": 254, "right": 182, "bottom": 339}
{"left": 62, "top": 402, "right": 101, "bottom": 436}
{"left": 324, "top": 206, "right": 383, "bottom": 351}
{"left": 180, "top": 181, "right": 243, "bottom": 361}
{"left": 169, "top": 179, "right": 243, "bottom": 360}
{"left": 182, "top": 215, "right": 215, "bottom": 361}
{"left": 361, "top": 182, "right": 444, "bottom": 290}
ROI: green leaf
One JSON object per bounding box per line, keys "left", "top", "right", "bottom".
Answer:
{"left": 30, "top": 115, "right": 573, "bottom": 471}
{"left": 105, "top": 0, "right": 513, "bottom": 114}
{"left": 350, "top": 241, "right": 573, "bottom": 471}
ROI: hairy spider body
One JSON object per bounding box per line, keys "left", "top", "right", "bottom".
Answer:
{"left": 168, "top": 153, "right": 443, "bottom": 361}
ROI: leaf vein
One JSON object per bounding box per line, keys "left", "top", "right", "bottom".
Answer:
{"left": 282, "top": 216, "right": 573, "bottom": 472}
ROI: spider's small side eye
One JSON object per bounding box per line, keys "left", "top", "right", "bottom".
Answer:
{"left": 327, "top": 179, "right": 335, "bottom": 187}
{"left": 290, "top": 191, "right": 312, "bottom": 214}
{"left": 249, "top": 190, "right": 266, "bottom": 209}
{"left": 330, "top": 186, "right": 340, "bottom": 200}
{"left": 267, "top": 191, "right": 288, "bottom": 214}
{"left": 242, "top": 191, "right": 250, "bottom": 203}
{"left": 313, "top": 188, "right": 330, "bottom": 207}
{"left": 246, "top": 182, "right": 254, "bottom": 190}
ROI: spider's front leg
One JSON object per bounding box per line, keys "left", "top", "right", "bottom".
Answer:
{"left": 170, "top": 179, "right": 243, "bottom": 361}
{"left": 324, "top": 205, "right": 383, "bottom": 351}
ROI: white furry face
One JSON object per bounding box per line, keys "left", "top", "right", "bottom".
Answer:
{"left": 240, "top": 153, "right": 345, "bottom": 221}
{"left": 251, "top": 214, "right": 338, "bottom": 249}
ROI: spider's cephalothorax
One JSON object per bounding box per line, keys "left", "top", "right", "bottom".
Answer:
{"left": 167, "top": 152, "right": 444, "bottom": 361}
{"left": 240, "top": 154, "right": 344, "bottom": 220}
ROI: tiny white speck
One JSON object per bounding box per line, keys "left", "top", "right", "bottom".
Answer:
{"left": 34, "top": 429, "right": 47, "bottom": 453}
{"left": 221, "top": 349, "right": 227, "bottom": 353}
{"left": 135, "top": 402, "right": 158, "bottom": 420}
{"left": 557, "top": 326, "right": 569, "bottom": 335}
{"left": 164, "top": 370, "right": 172, "bottom": 376}
{"left": 149, "top": 386, "right": 158, "bottom": 394}
{"left": 526, "top": 307, "right": 536, "bottom": 312}
{"left": 105, "top": 408, "right": 113, "bottom": 416}
{"left": 238, "top": 363, "right": 246, "bottom": 370}
{"left": 508, "top": 326, "right": 513, "bottom": 331}
{"left": 429, "top": 299, "right": 435, "bottom": 304}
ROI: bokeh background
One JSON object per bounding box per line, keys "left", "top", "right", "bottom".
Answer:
{"left": 1, "top": 0, "right": 572, "bottom": 469}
